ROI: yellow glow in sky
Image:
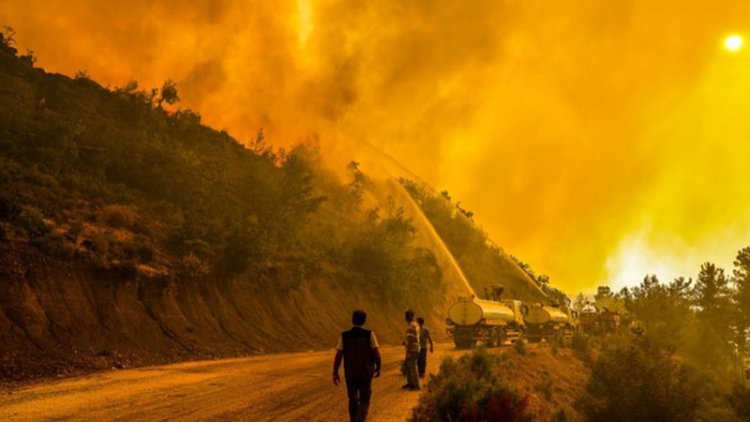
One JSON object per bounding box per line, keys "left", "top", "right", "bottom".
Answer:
{"left": 724, "top": 34, "right": 745, "bottom": 52}
{"left": 724, "top": 34, "right": 744, "bottom": 51}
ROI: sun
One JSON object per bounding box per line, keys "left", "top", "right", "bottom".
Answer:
{"left": 724, "top": 34, "right": 744, "bottom": 52}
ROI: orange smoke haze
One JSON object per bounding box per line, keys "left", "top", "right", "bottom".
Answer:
{"left": 4, "top": 0, "right": 750, "bottom": 293}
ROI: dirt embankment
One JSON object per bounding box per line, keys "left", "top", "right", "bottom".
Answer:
{"left": 0, "top": 248, "right": 455, "bottom": 382}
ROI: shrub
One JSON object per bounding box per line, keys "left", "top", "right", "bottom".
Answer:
{"left": 729, "top": 383, "right": 750, "bottom": 421}
{"left": 134, "top": 236, "right": 156, "bottom": 261}
{"left": 552, "top": 409, "right": 568, "bottom": 422}
{"left": 411, "top": 347, "right": 530, "bottom": 422}
{"left": 18, "top": 206, "right": 49, "bottom": 237}
{"left": 549, "top": 331, "right": 567, "bottom": 349}
{"left": 0, "top": 191, "right": 20, "bottom": 219}
{"left": 110, "top": 260, "right": 138, "bottom": 278}
{"left": 67, "top": 222, "right": 84, "bottom": 239}
{"left": 90, "top": 233, "right": 110, "bottom": 255}
{"left": 74, "top": 70, "right": 90, "bottom": 81}
{"left": 179, "top": 253, "right": 209, "bottom": 279}
{"left": 514, "top": 339, "right": 526, "bottom": 356}
{"left": 571, "top": 331, "right": 592, "bottom": 363}
{"left": 535, "top": 371, "right": 554, "bottom": 400}
{"left": 35, "top": 232, "right": 75, "bottom": 258}
{"left": 99, "top": 205, "right": 138, "bottom": 229}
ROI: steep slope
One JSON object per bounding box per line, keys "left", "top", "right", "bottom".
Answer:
{"left": 400, "top": 179, "right": 551, "bottom": 303}
{"left": 0, "top": 38, "right": 552, "bottom": 382}
{"left": 0, "top": 42, "right": 456, "bottom": 380}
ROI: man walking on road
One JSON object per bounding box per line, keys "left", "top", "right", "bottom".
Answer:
{"left": 333, "top": 310, "right": 382, "bottom": 422}
{"left": 402, "top": 309, "right": 421, "bottom": 390}
{"left": 416, "top": 317, "right": 433, "bottom": 378}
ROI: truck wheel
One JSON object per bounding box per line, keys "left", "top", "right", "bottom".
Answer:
{"left": 497, "top": 329, "right": 507, "bottom": 347}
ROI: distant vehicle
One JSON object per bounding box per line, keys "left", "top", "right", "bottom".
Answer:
{"left": 579, "top": 306, "right": 622, "bottom": 335}
{"left": 523, "top": 303, "right": 578, "bottom": 343}
{"left": 579, "top": 308, "right": 599, "bottom": 335}
{"left": 446, "top": 286, "right": 525, "bottom": 349}
{"left": 597, "top": 308, "right": 622, "bottom": 334}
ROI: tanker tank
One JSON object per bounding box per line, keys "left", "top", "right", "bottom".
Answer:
{"left": 446, "top": 296, "right": 525, "bottom": 349}
{"left": 524, "top": 304, "right": 577, "bottom": 343}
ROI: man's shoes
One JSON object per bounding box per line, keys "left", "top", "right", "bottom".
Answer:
{"left": 409, "top": 386, "right": 421, "bottom": 391}
{"left": 401, "top": 383, "right": 412, "bottom": 389}
{"left": 419, "top": 374, "right": 425, "bottom": 378}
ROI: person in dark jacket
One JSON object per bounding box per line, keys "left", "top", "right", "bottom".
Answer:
{"left": 333, "top": 310, "right": 382, "bottom": 422}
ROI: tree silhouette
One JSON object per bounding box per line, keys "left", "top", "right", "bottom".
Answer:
{"left": 694, "top": 262, "right": 731, "bottom": 321}
{"left": 733, "top": 247, "right": 750, "bottom": 353}
{"left": 157, "top": 79, "right": 179, "bottom": 108}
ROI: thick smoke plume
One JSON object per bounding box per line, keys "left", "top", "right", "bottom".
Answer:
{"left": 4, "top": 0, "right": 750, "bottom": 291}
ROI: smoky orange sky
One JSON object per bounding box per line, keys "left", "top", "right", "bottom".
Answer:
{"left": 4, "top": 0, "right": 750, "bottom": 293}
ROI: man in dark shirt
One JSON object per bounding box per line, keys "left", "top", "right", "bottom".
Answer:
{"left": 333, "top": 310, "right": 382, "bottom": 422}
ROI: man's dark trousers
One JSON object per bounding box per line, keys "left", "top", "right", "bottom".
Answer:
{"left": 345, "top": 378, "right": 372, "bottom": 422}
{"left": 418, "top": 348, "right": 427, "bottom": 376}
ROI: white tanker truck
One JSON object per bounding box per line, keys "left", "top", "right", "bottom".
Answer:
{"left": 446, "top": 286, "right": 525, "bottom": 349}
{"left": 524, "top": 304, "right": 578, "bottom": 343}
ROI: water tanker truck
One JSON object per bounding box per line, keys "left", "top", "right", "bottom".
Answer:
{"left": 524, "top": 304, "right": 578, "bottom": 343}
{"left": 579, "top": 306, "right": 622, "bottom": 335}
{"left": 446, "top": 287, "right": 525, "bottom": 348}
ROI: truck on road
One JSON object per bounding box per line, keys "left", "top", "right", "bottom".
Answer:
{"left": 446, "top": 286, "right": 525, "bottom": 349}
{"left": 524, "top": 304, "right": 578, "bottom": 343}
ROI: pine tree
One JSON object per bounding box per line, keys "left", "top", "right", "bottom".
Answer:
{"left": 692, "top": 262, "right": 734, "bottom": 367}
{"left": 694, "top": 262, "right": 731, "bottom": 322}
{"left": 733, "top": 247, "right": 750, "bottom": 355}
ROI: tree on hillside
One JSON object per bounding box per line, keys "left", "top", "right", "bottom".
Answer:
{"left": 278, "top": 145, "right": 326, "bottom": 235}
{"left": 157, "top": 79, "right": 180, "bottom": 108}
{"left": 694, "top": 262, "right": 732, "bottom": 320}
{"left": 733, "top": 247, "right": 750, "bottom": 355}
{"left": 691, "top": 263, "right": 734, "bottom": 369}
{"left": 249, "top": 128, "right": 275, "bottom": 160}
{"left": 595, "top": 286, "right": 613, "bottom": 303}
{"left": 573, "top": 293, "right": 590, "bottom": 312}
{"left": 582, "top": 338, "right": 713, "bottom": 422}
{"left": 1, "top": 26, "right": 16, "bottom": 48}
{"left": 615, "top": 287, "right": 633, "bottom": 309}
{"left": 626, "top": 275, "right": 694, "bottom": 353}
{"left": 346, "top": 161, "right": 365, "bottom": 204}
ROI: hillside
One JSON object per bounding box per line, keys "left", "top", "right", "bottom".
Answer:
{"left": 0, "top": 37, "right": 555, "bottom": 382}
{"left": 399, "top": 179, "right": 551, "bottom": 303}
{"left": 0, "top": 39, "right": 457, "bottom": 380}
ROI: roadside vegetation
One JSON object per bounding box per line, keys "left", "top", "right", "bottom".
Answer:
{"left": 573, "top": 245, "right": 750, "bottom": 421}
{"left": 411, "top": 347, "right": 531, "bottom": 422}
{"left": 414, "top": 245, "right": 750, "bottom": 421}
{"left": 412, "top": 345, "right": 589, "bottom": 421}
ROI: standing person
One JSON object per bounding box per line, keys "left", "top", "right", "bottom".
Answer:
{"left": 416, "top": 317, "right": 433, "bottom": 377}
{"left": 333, "top": 310, "right": 382, "bottom": 422}
{"left": 402, "top": 309, "right": 421, "bottom": 390}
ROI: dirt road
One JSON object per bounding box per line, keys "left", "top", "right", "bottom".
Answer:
{"left": 1, "top": 343, "right": 463, "bottom": 421}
